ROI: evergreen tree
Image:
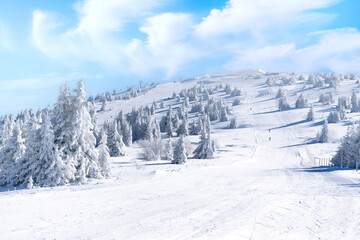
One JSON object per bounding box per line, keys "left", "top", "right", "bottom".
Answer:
{"left": 276, "top": 88, "right": 285, "bottom": 98}
{"left": 37, "top": 115, "right": 67, "bottom": 187}
{"left": 193, "top": 115, "right": 215, "bottom": 159}
{"left": 295, "top": 94, "right": 308, "bottom": 108}
{"left": 307, "top": 107, "right": 314, "bottom": 121}
{"left": 52, "top": 84, "right": 76, "bottom": 182}
{"left": 278, "top": 97, "right": 291, "bottom": 111}
{"left": 351, "top": 91, "right": 359, "bottom": 112}
{"left": 317, "top": 120, "right": 329, "bottom": 143}
{"left": 0, "top": 122, "right": 26, "bottom": 186}
{"left": 228, "top": 117, "right": 237, "bottom": 129}
{"left": 107, "top": 121, "right": 126, "bottom": 157}
{"left": 166, "top": 137, "right": 173, "bottom": 162}
{"left": 172, "top": 135, "right": 187, "bottom": 164}
{"left": 97, "top": 130, "right": 111, "bottom": 178}
{"left": 72, "top": 80, "right": 102, "bottom": 183}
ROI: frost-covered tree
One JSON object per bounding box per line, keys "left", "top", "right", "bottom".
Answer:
{"left": 166, "top": 137, "right": 173, "bottom": 162}
{"left": 172, "top": 135, "right": 187, "bottom": 164}
{"left": 165, "top": 106, "right": 174, "bottom": 137}
{"left": 101, "top": 99, "right": 107, "bottom": 111}
{"left": 228, "top": 117, "right": 238, "bottom": 129}
{"left": 317, "top": 120, "right": 329, "bottom": 143}
{"left": 295, "top": 94, "right": 308, "bottom": 108}
{"left": 338, "top": 96, "right": 349, "bottom": 109}
{"left": 107, "top": 121, "right": 126, "bottom": 157}
{"left": 52, "top": 84, "right": 76, "bottom": 181}
{"left": 276, "top": 88, "right": 285, "bottom": 98}
{"left": 232, "top": 98, "right": 241, "bottom": 106}
{"left": 351, "top": 91, "right": 359, "bottom": 112}
{"left": 36, "top": 115, "right": 67, "bottom": 187}
{"left": 307, "top": 107, "right": 314, "bottom": 121}
{"left": 72, "top": 80, "right": 102, "bottom": 183}
{"left": 193, "top": 115, "right": 215, "bottom": 159}
{"left": 0, "top": 122, "right": 26, "bottom": 186}
{"left": 327, "top": 111, "right": 339, "bottom": 123}
{"left": 96, "top": 130, "right": 111, "bottom": 178}
{"left": 278, "top": 97, "right": 291, "bottom": 111}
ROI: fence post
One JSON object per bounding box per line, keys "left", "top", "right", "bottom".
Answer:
{"left": 356, "top": 152, "right": 358, "bottom": 172}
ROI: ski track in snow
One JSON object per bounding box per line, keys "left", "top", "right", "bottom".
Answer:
{"left": 1, "top": 70, "right": 360, "bottom": 239}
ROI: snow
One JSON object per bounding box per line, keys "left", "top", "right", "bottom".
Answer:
{"left": 1, "top": 69, "right": 360, "bottom": 239}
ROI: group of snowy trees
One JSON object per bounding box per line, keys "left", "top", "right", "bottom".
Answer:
{"left": 0, "top": 81, "right": 111, "bottom": 188}
{"left": 331, "top": 124, "right": 360, "bottom": 168}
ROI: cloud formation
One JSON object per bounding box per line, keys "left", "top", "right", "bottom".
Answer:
{"left": 31, "top": 0, "right": 360, "bottom": 79}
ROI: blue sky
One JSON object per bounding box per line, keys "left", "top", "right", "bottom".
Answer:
{"left": 0, "top": 0, "right": 359, "bottom": 114}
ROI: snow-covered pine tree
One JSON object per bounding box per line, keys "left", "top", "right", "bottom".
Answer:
{"left": 166, "top": 106, "right": 174, "bottom": 137}
{"left": 96, "top": 130, "right": 111, "bottom": 178}
{"left": 232, "top": 98, "right": 241, "bottom": 106}
{"left": 193, "top": 115, "right": 215, "bottom": 159}
{"left": 228, "top": 117, "right": 237, "bottom": 129}
{"left": 36, "top": 114, "right": 67, "bottom": 187}
{"left": 327, "top": 111, "right": 339, "bottom": 123}
{"left": 172, "top": 135, "right": 187, "bottom": 164}
{"left": 307, "top": 106, "right": 314, "bottom": 121}
{"left": 107, "top": 121, "right": 126, "bottom": 157}
{"left": 276, "top": 88, "right": 285, "bottom": 98}
{"left": 0, "top": 122, "right": 26, "bottom": 186}
{"left": 101, "top": 99, "right": 107, "bottom": 111}
{"left": 317, "top": 120, "right": 329, "bottom": 143}
{"left": 72, "top": 80, "right": 102, "bottom": 183}
{"left": 166, "top": 137, "right": 173, "bottom": 162}
{"left": 295, "top": 94, "right": 308, "bottom": 108}
{"left": 52, "top": 83, "right": 76, "bottom": 182}
{"left": 351, "top": 91, "right": 359, "bottom": 112}
{"left": 278, "top": 97, "right": 290, "bottom": 111}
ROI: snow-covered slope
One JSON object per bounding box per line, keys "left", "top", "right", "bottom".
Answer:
{"left": 1, "top": 69, "right": 360, "bottom": 239}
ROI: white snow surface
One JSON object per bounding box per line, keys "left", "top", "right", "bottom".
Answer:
{"left": 1, "top": 69, "right": 360, "bottom": 239}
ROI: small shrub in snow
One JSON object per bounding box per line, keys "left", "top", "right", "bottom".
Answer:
{"left": 139, "top": 139, "right": 163, "bottom": 161}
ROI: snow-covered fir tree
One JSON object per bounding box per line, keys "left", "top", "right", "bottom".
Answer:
{"left": 228, "top": 117, "right": 237, "bottom": 129}
{"left": 166, "top": 137, "right": 173, "bottom": 162}
{"left": 72, "top": 80, "right": 102, "bottom": 183}
{"left": 317, "top": 120, "right": 329, "bottom": 143}
{"left": 172, "top": 135, "right": 187, "bottom": 164}
{"left": 278, "top": 97, "right": 291, "bottom": 111}
{"left": 295, "top": 94, "right": 308, "bottom": 108}
{"left": 0, "top": 122, "right": 26, "bottom": 186}
{"left": 107, "top": 121, "right": 126, "bottom": 157}
{"left": 307, "top": 107, "right": 314, "bottom": 121}
{"left": 193, "top": 115, "right": 215, "bottom": 159}
{"left": 351, "top": 91, "right": 359, "bottom": 112}
{"left": 276, "top": 88, "right": 285, "bottom": 98}
{"left": 96, "top": 130, "right": 111, "bottom": 178}
{"left": 36, "top": 114, "right": 67, "bottom": 187}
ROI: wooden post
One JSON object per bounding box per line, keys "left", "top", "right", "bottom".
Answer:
{"left": 341, "top": 154, "right": 343, "bottom": 168}
{"left": 356, "top": 152, "right": 358, "bottom": 172}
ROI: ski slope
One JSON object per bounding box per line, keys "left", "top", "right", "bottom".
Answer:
{"left": 1, "top": 70, "right": 360, "bottom": 239}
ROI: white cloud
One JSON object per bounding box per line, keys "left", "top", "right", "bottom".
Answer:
{"left": 31, "top": 0, "right": 360, "bottom": 79}
{"left": 195, "top": 0, "right": 339, "bottom": 37}
{"left": 225, "top": 28, "right": 360, "bottom": 74}
{"left": 127, "top": 13, "right": 201, "bottom": 78}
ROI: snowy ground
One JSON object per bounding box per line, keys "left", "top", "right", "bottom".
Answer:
{"left": 1, "top": 70, "right": 360, "bottom": 239}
